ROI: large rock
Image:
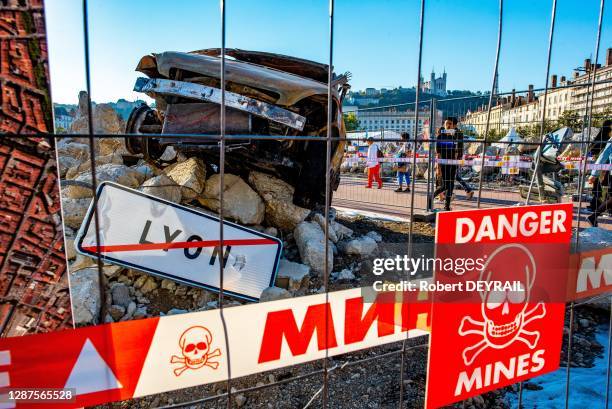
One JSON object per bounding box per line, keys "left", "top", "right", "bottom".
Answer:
{"left": 111, "top": 283, "right": 131, "bottom": 308}
{"left": 259, "top": 286, "right": 291, "bottom": 302}
{"left": 65, "top": 152, "right": 124, "bottom": 179}
{"left": 199, "top": 174, "right": 264, "bottom": 225}
{"left": 58, "top": 155, "right": 80, "bottom": 177}
{"left": 61, "top": 197, "right": 91, "bottom": 229}
{"left": 276, "top": 259, "right": 310, "bottom": 291}
{"left": 70, "top": 267, "right": 101, "bottom": 325}
{"left": 248, "top": 171, "right": 294, "bottom": 201}
{"left": 56, "top": 140, "right": 91, "bottom": 163}
{"left": 62, "top": 164, "right": 144, "bottom": 199}
{"left": 70, "top": 92, "right": 125, "bottom": 136}
{"left": 139, "top": 174, "right": 182, "bottom": 203}
{"left": 248, "top": 171, "right": 309, "bottom": 230}
{"left": 312, "top": 213, "right": 354, "bottom": 243}
{"left": 293, "top": 221, "right": 334, "bottom": 275}
{"left": 339, "top": 236, "right": 378, "bottom": 257}
{"left": 98, "top": 137, "right": 129, "bottom": 156}
{"left": 164, "top": 157, "right": 206, "bottom": 201}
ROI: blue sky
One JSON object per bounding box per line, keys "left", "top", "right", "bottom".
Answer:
{"left": 46, "top": 0, "right": 611, "bottom": 104}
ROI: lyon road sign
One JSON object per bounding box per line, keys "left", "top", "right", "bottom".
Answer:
{"left": 75, "top": 182, "right": 282, "bottom": 301}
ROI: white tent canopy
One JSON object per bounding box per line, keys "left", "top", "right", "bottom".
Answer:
{"left": 493, "top": 127, "right": 524, "bottom": 148}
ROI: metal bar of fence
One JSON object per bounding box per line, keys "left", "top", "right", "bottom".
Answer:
{"left": 567, "top": 1, "right": 605, "bottom": 407}
{"left": 525, "top": 0, "right": 557, "bottom": 204}
{"left": 476, "top": 0, "right": 503, "bottom": 208}
{"left": 81, "top": 0, "right": 106, "bottom": 322}
{"left": 575, "top": 0, "right": 605, "bottom": 243}
{"left": 218, "top": 1, "right": 233, "bottom": 408}
{"left": 400, "top": 0, "right": 425, "bottom": 406}
{"left": 321, "top": 0, "right": 335, "bottom": 406}
{"left": 426, "top": 98, "right": 435, "bottom": 211}
{"left": 606, "top": 296, "right": 611, "bottom": 409}
{"left": 564, "top": 301, "right": 575, "bottom": 409}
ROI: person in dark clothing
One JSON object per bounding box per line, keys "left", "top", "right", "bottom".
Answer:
{"left": 433, "top": 117, "right": 464, "bottom": 211}
{"left": 587, "top": 132, "right": 611, "bottom": 227}
{"left": 588, "top": 120, "right": 611, "bottom": 212}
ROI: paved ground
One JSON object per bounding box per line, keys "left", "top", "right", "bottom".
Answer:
{"left": 333, "top": 175, "right": 612, "bottom": 230}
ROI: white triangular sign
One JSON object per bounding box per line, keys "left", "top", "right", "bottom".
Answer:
{"left": 64, "top": 338, "right": 123, "bottom": 395}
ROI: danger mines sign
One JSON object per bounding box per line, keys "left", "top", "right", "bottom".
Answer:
{"left": 425, "top": 204, "right": 572, "bottom": 409}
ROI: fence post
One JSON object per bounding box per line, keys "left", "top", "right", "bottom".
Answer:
{"left": 426, "top": 98, "right": 435, "bottom": 211}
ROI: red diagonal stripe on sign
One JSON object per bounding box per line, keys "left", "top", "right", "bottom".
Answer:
{"left": 82, "top": 238, "right": 277, "bottom": 253}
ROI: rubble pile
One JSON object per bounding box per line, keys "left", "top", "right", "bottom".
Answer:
{"left": 57, "top": 106, "right": 384, "bottom": 326}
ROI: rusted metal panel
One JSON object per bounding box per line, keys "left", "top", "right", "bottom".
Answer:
{"left": 161, "top": 103, "right": 251, "bottom": 135}
{"left": 134, "top": 77, "right": 306, "bottom": 131}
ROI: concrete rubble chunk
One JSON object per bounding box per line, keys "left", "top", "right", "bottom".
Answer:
{"left": 199, "top": 174, "right": 265, "bottom": 225}
{"left": 56, "top": 140, "right": 91, "bottom": 163}
{"left": 248, "top": 171, "right": 309, "bottom": 230}
{"left": 64, "top": 238, "right": 76, "bottom": 260}
{"left": 58, "top": 155, "right": 80, "bottom": 177}
{"left": 276, "top": 259, "right": 311, "bottom": 291}
{"left": 248, "top": 171, "right": 295, "bottom": 201}
{"left": 164, "top": 157, "right": 206, "bottom": 201}
{"left": 333, "top": 221, "right": 354, "bottom": 241}
{"left": 140, "top": 277, "right": 159, "bottom": 294}
{"left": 313, "top": 213, "right": 338, "bottom": 242}
{"left": 265, "top": 200, "right": 310, "bottom": 231}
{"left": 121, "top": 302, "right": 137, "bottom": 321}
{"left": 139, "top": 174, "right": 182, "bottom": 203}
{"left": 65, "top": 152, "right": 124, "bottom": 180}
{"left": 70, "top": 267, "right": 101, "bottom": 325}
{"left": 293, "top": 221, "right": 334, "bottom": 274}
{"left": 61, "top": 197, "right": 91, "bottom": 229}
{"left": 98, "top": 137, "right": 129, "bottom": 156}
{"left": 111, "top": 283, "right": 131, "bottom": 308}
{"left": 259, "top": 286, "right": 291, "bottom": 302}
{"left": 103, "top": 265, "right": 123, "bottom": 278}
{"left": 108, "top": 305, "right": 126, "bottom": 321}
{"left": 70, "top": 92, "right": 125, "bottom": 136}
{"left": 366, "top": 231, "right": 383, "bottom": 243}
{"left": 339, "top": 236, "right": 378, "bottom": 257}
{"left": 63, "top": 164, "right": 144, "bottom": 199}
{"left": 332, "top": 268, "right": 355, "bottom": 281}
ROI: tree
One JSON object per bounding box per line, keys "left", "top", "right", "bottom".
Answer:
{"left": 344, "top": 112, "right": 359, "bottom": 131}
{"left": 557, "top": 110, "right": 582, "bottom": 131}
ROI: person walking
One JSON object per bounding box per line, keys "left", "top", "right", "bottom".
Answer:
{"left": 587, "top": 134, "right": 611, "bottom": 227}
{"left": 432, "top": 117, "right": 464, "bottom": 211}
{"left": 395, "top": 132, "right": 411, "bottom": 192}
{"left": 588, "top": 120, "right": 611, "bottom": 212}
{"left": 366, "top": 136, "right": 383, "bottom": 189}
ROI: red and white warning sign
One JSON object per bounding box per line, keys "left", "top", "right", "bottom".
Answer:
{"left": 75, "top": 182, "right": 282, "bottom": 301}
{"left": 0, "top": 286, "right": 430, "bottom": 408}
{"left": 567, "top": 247, "right": 612, "bottom": 301}
{"left": 425, "top": 203, "right": 572, "bottom": 408}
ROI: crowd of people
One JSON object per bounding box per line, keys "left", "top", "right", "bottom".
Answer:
{"left": 363, "top": 116, "right": 472, "bottom": 211}
{"left": 363, "top": 117, "right": 612, "bottom": 216}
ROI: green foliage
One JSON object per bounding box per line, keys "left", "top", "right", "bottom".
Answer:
{"left": 344, "top": 112, "right": 359, "bottom": 131}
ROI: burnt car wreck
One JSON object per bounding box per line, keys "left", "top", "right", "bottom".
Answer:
{"left": 125, "top": 48, "right": 350, "bottom": 208}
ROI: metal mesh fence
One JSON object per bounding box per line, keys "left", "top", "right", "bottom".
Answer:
{"left": 42, "top": 0, "right": 612, "bottom": 407}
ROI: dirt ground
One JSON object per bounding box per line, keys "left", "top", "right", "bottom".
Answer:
{"left": 97, "top": 214, "right": 608, "bottom": 409}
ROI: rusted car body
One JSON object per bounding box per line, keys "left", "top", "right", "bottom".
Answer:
{"left": 125, "top": 48, "right": 350, "bottom": 208}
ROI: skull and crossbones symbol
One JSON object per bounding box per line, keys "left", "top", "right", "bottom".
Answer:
{"left": 458, "top": 244, "right": 546, "bottom": 366}
{"left": 170, "top": 326, "right": 222, "bottom": 376}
